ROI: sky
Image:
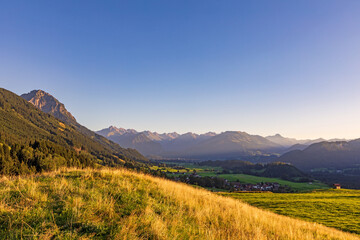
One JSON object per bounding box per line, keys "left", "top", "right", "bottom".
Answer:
{"left": 1, "top": 1, "right": 360, "bottom": 139}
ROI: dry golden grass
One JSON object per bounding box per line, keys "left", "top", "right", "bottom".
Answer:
{"left": 0, "top": 168, "right": 358, "bottom": 239}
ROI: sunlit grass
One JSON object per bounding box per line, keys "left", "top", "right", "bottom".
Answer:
{"left": 0, "top": 168, "right": 358, "bottom": 239}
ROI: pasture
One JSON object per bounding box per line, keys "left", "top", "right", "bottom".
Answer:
{"left": 220, "top": 189, "right": 360, "bottom": 235}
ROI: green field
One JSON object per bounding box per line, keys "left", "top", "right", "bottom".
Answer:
{"left": 198, "top": 172, "right": 329, "bottom": 192}
{"left": 220, "top": 189, "right": 360, "bottom": 235}
{"left": 152, "top": 162, "right": 222, "bottom": 172}
{"left": 153, "top": 162, "right": 330, "bottom": 192}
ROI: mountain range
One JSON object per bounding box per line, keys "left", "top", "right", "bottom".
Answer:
{"left": 16, "top": 89, "right": 360, "bottom": 174}
{"left": 265, "top": 134, "right": 347, "bottom": 148}
{"left": 97, "top": 126, "right": 345, "bottom": 160}
{"left": 265, "top": 134, "right": 325, "bottom": 148}
{"left": 97, "top": 126, "right": 286, "bottom": 159}
{"left": 96, "top": 126, "right": 359, "bottom": 172}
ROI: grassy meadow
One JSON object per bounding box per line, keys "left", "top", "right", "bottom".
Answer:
{"left": 153, "top": 162, "right": 329, "bottom": 192}
{"left": 0, "top": 168, "right": 358, "bottom": 239}
{"left": 220, "top": 189, "right": 360, "bottom": 235}
{"left": 198, "top": 172, "right": 329, "bottom": 192}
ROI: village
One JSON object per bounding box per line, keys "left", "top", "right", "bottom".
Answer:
{"left": 170, "top": 171, "right": 292, "bottom": 193}
{"left": 231, "top": 182, "right": 281, "bottom": 192}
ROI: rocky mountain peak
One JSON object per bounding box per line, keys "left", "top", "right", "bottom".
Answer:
{"left": 21, "top": 89, "right": 76, "bottom": 124}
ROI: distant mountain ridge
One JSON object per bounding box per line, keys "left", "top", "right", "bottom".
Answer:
{"left": 98, "top": 126, "right": 214, "bottom": 142}
{"left": 265, "top": 134, "right": 327, "bottom": 147}
{"left": 182, "top": 131, "right": 282, "bottom": 159}
{"left": 265, "top": 134, "right": 348, "bottom": 148}
{"left": 98, "top": 127, "right": 351, "bottom": 161}
{"left": 97, "top": 127, "right": 284, "bottom": 159}
{"left": 97, "top": 126, "right": 217, "bottom": 157}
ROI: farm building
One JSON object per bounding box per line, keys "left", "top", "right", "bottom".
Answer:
{"left": 333, "top": 183, "right": 341, "bottom": 189}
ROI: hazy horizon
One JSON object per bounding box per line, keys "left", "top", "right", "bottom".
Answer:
{"left": 2, "top": 1, "right": 360, "bottom": 139}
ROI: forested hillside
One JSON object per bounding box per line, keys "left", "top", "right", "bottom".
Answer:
{"left": 21, "top": 90, "right": 147, "bottom": 162}
{"left": 199, "top": 160, "right": 309, "bottom": 181}
{"left": 0, "top": 88, "right": 146, "bottom": 174}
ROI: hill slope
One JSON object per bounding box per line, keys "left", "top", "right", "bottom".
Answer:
{"left": 0, "top": 168, "right": 357, "bottom": 239}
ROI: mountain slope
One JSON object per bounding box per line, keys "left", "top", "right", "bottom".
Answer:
{"left": 0, "top": 88, "right": 146, "bottom": 167}
{"left": 0, "top": 168, "right": 357, "bottom": 239}
{"left": 20, "top": 90, "right": 146, "bottom": 162}
{"left": 278, "top": 140, "right": 360, "bottom": 171}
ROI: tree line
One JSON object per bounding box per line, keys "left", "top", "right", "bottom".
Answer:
{"left": 0, "top": 139, "right": 96, "bottom": 175}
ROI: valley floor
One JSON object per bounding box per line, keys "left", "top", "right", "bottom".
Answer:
{"left": 0, "top": 168, "right": 358, "bottom": 239}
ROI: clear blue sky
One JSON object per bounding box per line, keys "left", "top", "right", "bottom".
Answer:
{"left": 1, "top": 1, "right": 360, "bottom": 139}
